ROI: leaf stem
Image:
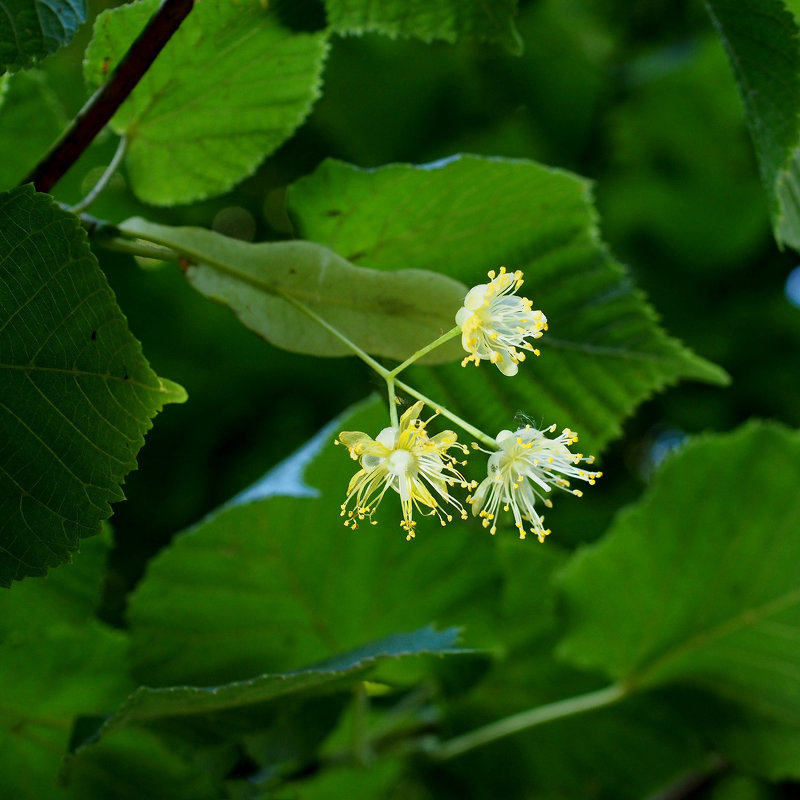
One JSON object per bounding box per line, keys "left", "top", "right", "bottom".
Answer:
{"left": 388, "top": 326, "right": 461, "bottom": 378}
{"left": 386, "top": 379, "right": 399, "bottom": 427}
{"left": 352, "top": 682, "right": 372, "bottom": 768}
{"left": 22, "top": 0, "right": 194, "bottom": 193}
{"left": 430, "top": 683, "right": 626, "bottom": 761}
{"left": 277, "top": 291, "right": 391, "bottom": 378}
{"left": 68, "top": 136, "right": 128, "bottom": 214}
{"left": 393, "top": 376, "right": 495, "bottom": 449}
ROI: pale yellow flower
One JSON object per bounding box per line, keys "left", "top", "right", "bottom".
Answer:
{"left": 338, "top": 401, "right": 474, "bottom": 540}
{"left": 456, "top": 267, "right": 547, "bottom": 376}
{"left": 469, "top": 424, "right": 601, "bottom": 541}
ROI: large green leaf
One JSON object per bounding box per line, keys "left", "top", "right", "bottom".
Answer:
{"left": 0, "top": 529, "right": 134, "bottom": 799}
{"left": 128, "top": 397, "right": 501, "bottom": 687}
{"left": 118, "top": 217, "right": 467, "bottom": 364}
{"left": 83, "top": 0, "right": 327, "bottom": 205}
{"left": 287, "top": 156, "right": 728, "bottom": 456}
{"left": 0, "top": 70, "right": 66, "bottom": 191}
{"left": 0, "top": 0, "right": 86, "bottom": 74}
{"left": 0, "top": 186, "right": 185, "bottom": 586}
{"left": 73, "top": 626, "right": 464, "bottom": 759}
{"left": 705, "top": 0, "right": 800, "bottom": 250}
{"left": 325, "top": 0, "right": 522, "bottom": 54}
{"left": 557, "top": 422, "right": 800, "bottom": 779}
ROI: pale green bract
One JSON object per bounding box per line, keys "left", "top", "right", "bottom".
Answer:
{"left": 118, "top": 217, "right": 468, "bottom": 365}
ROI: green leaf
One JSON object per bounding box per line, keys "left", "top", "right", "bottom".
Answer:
{"left": 287, "top": 156, "right": 728, "bottom": 456}
{"left": 274, "top": 761, "right": 403, "bottom": 800}
{"left": 118, "top": 217, "right": 467, "bottom": 364}
{"left": 0, "top": 527, "right": 133, "bottom": 800}
{"left": 83, "top": 0, "right": 328, "bottom": 205}
{"left": 67, "top": 728, "right": 220, "bottom": 800}
{"left": 0, "top": 527, "right": 110, "bottom": 634}
{"left": 0, "top": 0, "right": 86, "bottom": 74}
{"left": 557, "top": 422, "right": 800, "bottom": 779}
{"left": 325, "top": 0, "right": 522, "bottom": 54}
{"left": 0, "top": 70, "right": 66, "bottom": 190}
{"left": 0, "top": 186, "right": 186, "bottom": 586}
{"left": 129, "top": 397, "right": 500, "bottom": 687}
{"left": 705, "top": 0, "right": 800, "bottom": 250}
{"left": 430, "top": 693, "right": 712, "bottom": 800}
{"left": 74, "top": 626, "right": 464, "bottom": 757}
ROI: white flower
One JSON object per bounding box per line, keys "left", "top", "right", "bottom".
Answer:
{"left": 469, "top": 424, "right": 601, "bottom": 541}
{"left": 338, "top": 401, "right": 474, "bottom": 540}
{"left": 456, "top": 267, "right": 547, "bottom": 376}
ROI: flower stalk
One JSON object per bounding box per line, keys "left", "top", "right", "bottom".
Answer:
{"left": 430, "top": 683, "right": 626, "bottom": 761}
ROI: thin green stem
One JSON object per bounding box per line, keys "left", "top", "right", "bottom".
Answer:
{"left": 393, "top": 376, "right": 495, "bottom": 449}
{"left": 430, "top": 684, "right": 626, "bottom": 761}
{"left": 386, "top": 379, "right": 399, "bottom": 427}
{"left": 352, "top": 683, "right": 372, "bottom": 768}
{"left": 68, "top": 135, "right": 128, "bottom": 214}
{"left": 388, "top": 326, "right": 461, "bottom": 378}
{"left": 278, "top": 292, "right": 390, "bottom": 378}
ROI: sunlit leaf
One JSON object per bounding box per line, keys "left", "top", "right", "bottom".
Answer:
{"left": 83, "top": 0, "right": 327, "bottom": 205}
{"left": 287, "top": 156, "right": 728, "bottom": 456}
{"left": 0, "top": 186, "right": 186, "bottom": 586}
{"left": 557, "top": 422, "right": 800, "bottom": 779}
{"left": 129, "top": 397, "right": 500, "bottom": 687}
{"left": 705, "top": 0, "right": 800, "bottom": 250}
{"left": 326, "top": 0, "right": 522, "bottom": 54}
{"left": 118, "top": 217, "right": 467, "bottom": 364}
{"left": 0, "top": 0, "right": 86, "bottom": 74}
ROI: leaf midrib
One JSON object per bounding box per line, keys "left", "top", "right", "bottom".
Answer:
{"left": 631, "top": 585, "right": 800, "bottom": 689}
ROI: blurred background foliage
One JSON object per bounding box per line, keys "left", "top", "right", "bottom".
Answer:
{"left": 12, "top": 0, "right": 794, "bottom": 595}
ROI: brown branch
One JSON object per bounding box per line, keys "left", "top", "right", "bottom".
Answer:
{"left": 23, "top": 0, "right": 195, "bottom": 194}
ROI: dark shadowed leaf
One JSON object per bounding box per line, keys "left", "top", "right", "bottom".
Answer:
{"left": 0, "top": 187, "right": 185, "bottom": 585}
{"left": 0, "top": 529, "right": 133, "bottom": 799}
{"left": 705, "top": 0, "right": 800, "bottom": 250}
{"left": 557, "top": 422, "right": 800, "bottom": 779}
{"left": 72, "top": 626, "right": 465, "bottom": 759}
{"left": 0, "top": 0, "right": 86, "bottom": 74}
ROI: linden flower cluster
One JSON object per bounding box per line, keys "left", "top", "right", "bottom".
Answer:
{"left": 338, "top": 401, "right": 474, "bottom": 540}
{"left": 456, "top": 266, "right": 548, "bottom": 376}
{"left": 335, "top": 267, "right": 601, "bottom": 541}
{"left": 470, "top": 425, "right": 602, "bottom": 542}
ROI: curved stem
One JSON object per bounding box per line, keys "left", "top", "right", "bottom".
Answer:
{"left": 388, "top": 326, "right": 461, "bottom": 378}
{"left": 431, "top": 684, "right": 626, "bottom": 761}
{"left": 393, "top": 376, "right": 495, "bottom": 449}
{"left": 277, "top": 291, "right": 390, "bottom": 378}
{"left": 68, "top": 135, "right": 128, "bottom": 214}
{"left": 386, "top": 379, "right": 399, "bottom": 427}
